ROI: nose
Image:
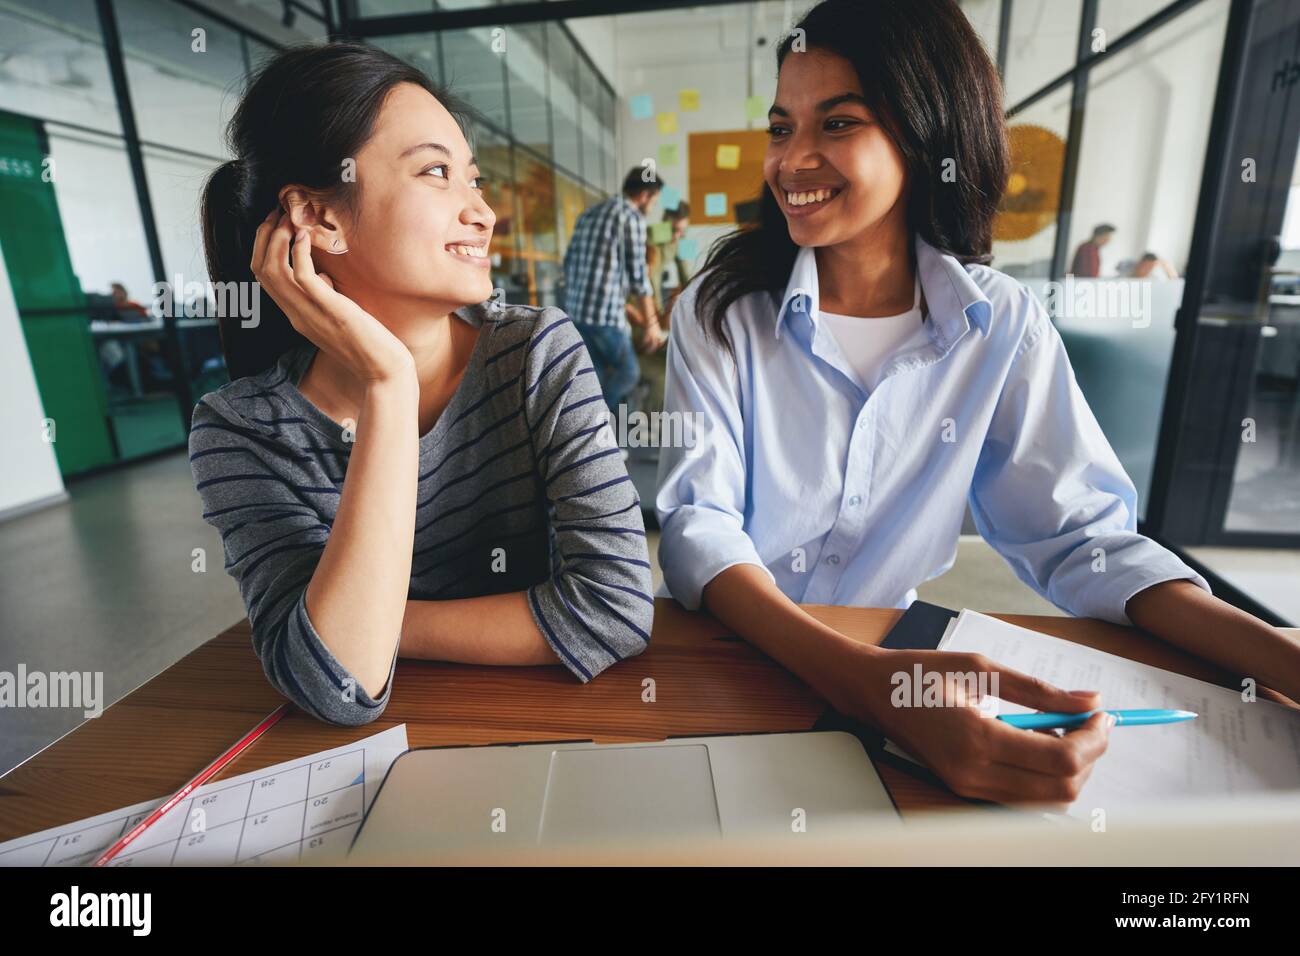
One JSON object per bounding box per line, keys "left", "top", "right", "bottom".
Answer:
{"left": 778, "top": 123, "right": 823, "bottom": 175}
{"left": 461, "top": 184, "right": 496, "bottom": 232}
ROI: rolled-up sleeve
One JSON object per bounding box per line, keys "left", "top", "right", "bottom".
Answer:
{"left": 523, "top": 311, "right": 654, "bottom": 680}
{"left": 968, "top": 297, "right": 1211, "bottom": 625}
{"left": 188, "top": 401, "right": 396, "bottom": 725}
{"left": 270, "top": 584, "right": 396, "bottom": 726}
{"left": 655, "top": 283, "right": 774, "bottom": 610}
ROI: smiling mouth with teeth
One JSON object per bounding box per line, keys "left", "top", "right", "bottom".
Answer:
{"left": 784, "top": 187, "right": 842, "bottom": 207}
{"left": 446, "top": 244, "right": 488, "bottom": 258}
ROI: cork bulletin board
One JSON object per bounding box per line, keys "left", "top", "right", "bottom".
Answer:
{"left": 687, "top": 129, "right": 770, "bottom": 225}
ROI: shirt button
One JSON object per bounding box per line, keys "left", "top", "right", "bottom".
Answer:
{"left": 848, "top": 495, "right": 862, "bottom": 506}
{"left": 826, "top": 554, "right": 841, "bottom": 565}
{"left": 857, "top": 419, "right": 867, "bottom": 430}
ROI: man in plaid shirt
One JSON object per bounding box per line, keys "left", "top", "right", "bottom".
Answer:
{"left": 562, "top": 168, "right": 667, "bottom": 412}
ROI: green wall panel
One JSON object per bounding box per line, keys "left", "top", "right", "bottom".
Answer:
{"left": 0, "top": 110, "right": 115, "bottom": 475}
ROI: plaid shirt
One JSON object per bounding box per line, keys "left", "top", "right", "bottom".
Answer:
{"left": 562, "top": 195, "right": 653, "bottom": 329}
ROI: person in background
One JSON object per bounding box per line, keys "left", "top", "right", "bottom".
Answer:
{"left": 1069, "top": 223, "right": 1115, "bottom": 277}
{"left": 99, "top": 282, "right": 143, "bottom": 388}
{"left": 627, "top": 201, "right": 693, "bottom": 421}
{"left": 110, "top": 282, "right": 150, "bottom": 321}
{"left": 648, "top": 200, "right": 693, "bottom": 314}
{"left": 1131, "top": 252, "right": 1179, "bottom": 279}
{"left": 562, "top": 168, "right": 667, "bottom": 413}
{"left": 100, "top": 281, "right": 167, "bottom": 392}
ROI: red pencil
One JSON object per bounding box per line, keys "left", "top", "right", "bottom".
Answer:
{"left": 91, "top": 702, "right": 291, "bottom": 867}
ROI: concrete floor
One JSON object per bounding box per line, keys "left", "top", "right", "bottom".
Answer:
{"left": 0, "top": 451, "right": 245, "bottom": 778}
{"left": 0, "top": 449, "right": 1061, "bottom": 778}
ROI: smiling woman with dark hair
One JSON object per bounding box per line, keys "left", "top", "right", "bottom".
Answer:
{"left": 190, "top": 43, "right": 652, "bottom": 726}
{"left": 656, "top": 0, "right": 1300, "bottom": 808}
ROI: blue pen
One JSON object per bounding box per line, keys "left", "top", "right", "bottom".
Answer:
{"left": 998, "top": 708, "right": 1197, "bottom": 730}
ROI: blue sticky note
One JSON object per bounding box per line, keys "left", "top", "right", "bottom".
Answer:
{"left": 705, "top": 192, "right": 728, "bottom": 217}
{"left": 678, "top": 237, "right": 699, "bottom": 260}
{"left": 629, "top": 94, "right": 654, "bottom": 120}
{"left": 660, "top": 186, "right": 681, "bottom": 211}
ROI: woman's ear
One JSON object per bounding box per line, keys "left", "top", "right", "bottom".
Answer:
{"left": 278, "top": 185, "right": 349, "bottom": 255}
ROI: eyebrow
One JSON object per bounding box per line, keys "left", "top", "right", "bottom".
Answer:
{"left": 768, "top": 93, "right": 871, "bottom": 117}
{"left": 400, "top": 141, "right": 479, "bottom": 167}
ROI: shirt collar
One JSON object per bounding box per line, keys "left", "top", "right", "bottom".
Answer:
{"left": 774, "top": 234, "right": 992, "bottom": 341}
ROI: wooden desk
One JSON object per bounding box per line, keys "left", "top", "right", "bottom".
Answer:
{"left": 1, "top": 600, "right": 1293, "bottom": 843}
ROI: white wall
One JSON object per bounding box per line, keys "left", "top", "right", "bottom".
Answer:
{"left": 1068, "top": 0, "right": 1229, "bottom": 276}
{"left": 990, "top": 0, "right": 1227, "bottom": 278}
{"left": 0, "top": 237, "right": 66, "bottom": 518}
{"left": 47, "top": 129, "right": 156, "bottom": 303}
{"left": 563, "top": 16, "right": 618, "bottom": 92}
{"left": 605, "top": 4, "right": 789, "bottom": 270}
{"left": 144, "top": 147, "right": 216, "bottom": 286}
{"left": 999, "top": 0, "right": 1092, "bottom": 105}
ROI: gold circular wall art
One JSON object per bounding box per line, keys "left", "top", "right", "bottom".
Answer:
{"left": 993, "top": 124, "right": 1065, "bottom": 242}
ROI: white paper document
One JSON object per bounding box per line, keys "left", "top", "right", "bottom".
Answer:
{"left": 0, "top": 723, "right": 409, "bottom": 866}
{"left": 888, "top": 610, "right": 1300, "bottom": 820}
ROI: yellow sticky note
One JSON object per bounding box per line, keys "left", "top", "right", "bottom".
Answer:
{"left": 656, "top": 111, "right": 678, "bottom": 134}
{"left": 715, "top": 144, "right": 741, "bottom": 170}
{"left": 658, "top": 143, "right": 679, "bottom": 167}
{"left": 679, "top": 89, "right": 700, "bottom": 112}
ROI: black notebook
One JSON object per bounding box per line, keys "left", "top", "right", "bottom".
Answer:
{"left": 878, "top": 600, "right": 958, "bottom": 651}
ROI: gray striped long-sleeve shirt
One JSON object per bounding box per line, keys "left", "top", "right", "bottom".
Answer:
{"left": 188, "top": 299, "right": 653, "bottom": 726}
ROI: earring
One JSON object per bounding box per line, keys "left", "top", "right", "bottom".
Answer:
{"left": 327, "top": 237, "right": 348, "bottom": 255}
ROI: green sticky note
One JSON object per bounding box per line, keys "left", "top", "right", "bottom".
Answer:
{"left": 649, "top": 221, "right": 673, "bottom": 244}
{"left": 745, "top": 94, "right": 767, "bottom": 121}
{"left": 658, "top": 143, "right": 679, "bottom": 167}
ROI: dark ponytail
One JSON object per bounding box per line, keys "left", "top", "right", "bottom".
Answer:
{"left": 202, "top": 42, "right": 476, "bottom": 380}
{"left": 694, "top": 0, "right": 1010, "bottom": 357}
{"left": 202, "top": 158, "right": 300, "bottom": 380}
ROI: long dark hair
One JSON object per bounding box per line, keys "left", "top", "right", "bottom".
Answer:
{"left": 202, "top": 42, "right": 475, "bottom": 380}
{"left": 694, "top": 0, "right": 1009, "bottom": 355}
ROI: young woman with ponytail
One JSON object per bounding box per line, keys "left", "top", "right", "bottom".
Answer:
{"left": 656, "top": 0, "right": 1300, "bottom": 808}
{"left": 191, "top": 43, "right": 652, "bottom": 725}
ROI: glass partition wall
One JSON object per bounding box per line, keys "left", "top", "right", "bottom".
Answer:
{"left": 2, "top": 0, "right": 1292, "bottom": 621}
{"left": 0, "top": 0, "right": 304, "bottom": 474}
{"left": 981, "top": 0, "right": 1296, "bottom": 622}
{"left": 0, "top": 0, "right": 613, "bottom": 476}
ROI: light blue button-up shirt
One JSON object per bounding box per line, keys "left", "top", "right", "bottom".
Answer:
{"left": 655, "top": 234, "right": 1210, "bottom": 624}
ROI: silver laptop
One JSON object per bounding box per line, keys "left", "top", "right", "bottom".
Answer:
{"left": 348, "top": 731, "right": 897, "bottom": 862}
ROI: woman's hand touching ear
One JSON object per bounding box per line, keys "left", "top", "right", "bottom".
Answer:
{"left": 250, "top": 209, "right": 413, "bottom": 385}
